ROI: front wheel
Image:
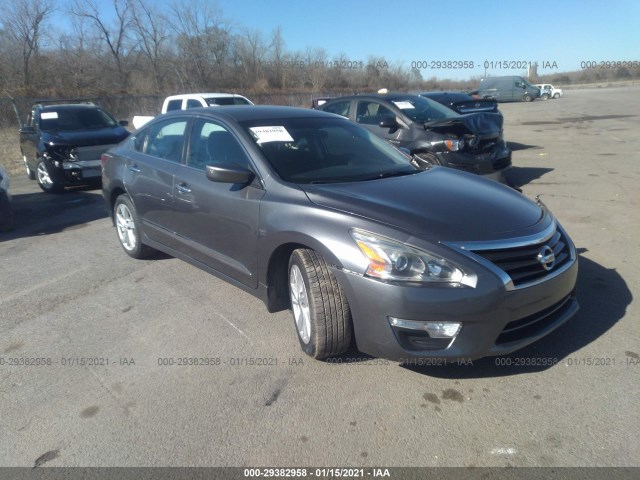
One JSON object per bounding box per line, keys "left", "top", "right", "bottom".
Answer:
{"left": 553, "top": 93, "right": 560, "bottom": 99}
{"left": 523, "top": 93, "right": 533, "bottom": 102}
{"left": 113, "top": 194, "right": 155, "bottom": 259}
{"left": 288, "top": 249, "right": 352, "bottom": 359}
{"left": 36, "top": 160, "right": 64, "bottom": 193}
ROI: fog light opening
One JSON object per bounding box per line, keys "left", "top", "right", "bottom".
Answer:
{"left": 389, "top": 317, "right": 462, "bottom": 338}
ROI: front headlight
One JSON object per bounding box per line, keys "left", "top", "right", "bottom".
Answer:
{"left": 443, "top": 138, "right": 464, "bottom": 152}
{"left": 350, "top": 229, "right": 476, "bottom": 287}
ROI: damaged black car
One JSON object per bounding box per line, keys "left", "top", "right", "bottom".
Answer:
{"left": 19, "top": 101, "right": 130, "bottom": 193}
{"left": 319, "top": 93, "right": 511, "bottom": 179}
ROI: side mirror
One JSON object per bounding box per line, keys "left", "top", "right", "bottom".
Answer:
{"left": 19, "top": 126, "right": 36, "bottom": 134}
{"left": 379, "top": 116, "right": 398, "bottom": 129}
{"left": 119, "top": 120, "right": 129, "bottom": 127}
{"left": 206, "top": 164, "right": 255, "bottom": 185}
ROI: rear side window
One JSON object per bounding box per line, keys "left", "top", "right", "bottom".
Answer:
{"left": 165, "top": 99, "right": 182, "bottom": 111}
{"left": 323, "top": 101, "right": 351, "bottom": 118}
{"left": 134, "top": 118, "right": 188, "bottom": 163}
{"left": 186, "top": 99, "right": 202, "bottom": 109}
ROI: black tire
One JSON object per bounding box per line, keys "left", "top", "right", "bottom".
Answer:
{"left": 24, "top": 155, "right": 36, "bottom": 180}
{"left": 113, "top": 194, "right": 155, "bottom": 259}
{"left": 414, "top": 152, "right": 442, "bottom": 168}
{"left": 288, "top": 249, "right": 352, "bottom": 359}
{"left": 36, "top": 160, "right": 64, "bottom": 193}
{"left": 523, "top": 93, "right": 533, "bottom": 102}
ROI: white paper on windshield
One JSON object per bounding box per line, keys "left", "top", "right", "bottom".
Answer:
{"left": 392, "top": 101, "right": 415, "bottom": 110}
{"left": 249, "top": 126, "right": 294, "bottom": 143}
{"left": 41, "top": 112, "right": 59, "bottom": 119}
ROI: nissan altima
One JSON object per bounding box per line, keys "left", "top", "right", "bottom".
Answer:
{"left": 102, "top": 106, "right": 578, "bottom": 362}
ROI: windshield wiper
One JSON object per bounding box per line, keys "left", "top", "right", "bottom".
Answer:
{"left": 357, "top": 169, "right": 418, "bottom": 182}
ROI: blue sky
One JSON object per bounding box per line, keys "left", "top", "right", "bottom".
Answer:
{"left": 54, "top": 0, "right": 640, "bottom": 80}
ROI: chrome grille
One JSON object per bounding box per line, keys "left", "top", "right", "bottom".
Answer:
{"left": 470, "top": 226, "right": 572, "bottom": 288}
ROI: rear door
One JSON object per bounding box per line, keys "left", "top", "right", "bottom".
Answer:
{"left": 124, "top": 117, "right": 189, "bottom": 249}
{"left": 171, "top": 117, "right": 264, "bottom": 287}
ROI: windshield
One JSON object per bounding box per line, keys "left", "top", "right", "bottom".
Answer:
{"left": 387, "top": 95, "right": 458, "bottom": 124}
{"left": 240, "top": 117, "right": 418, "bottom": 184}
{"left": 40, "top": 107, "right": 118, "bottom": 131}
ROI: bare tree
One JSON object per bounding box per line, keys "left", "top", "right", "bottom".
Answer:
{"left": 268, "top": 26, "right": 286, "bottom": 89}
{"left": 4, "top": 0, "right": 55, "bottom": 87}
{"left": 129, "top": 0, "right": 169, "bottom": 92}
{"left": 233, "top": 28, "right": 269, "bottom": 90}
{"left": 169, "top": 0, "right": 233, "bottom": 89}
{"left": 71, "top": 0, "right": 135, "bottom": 91}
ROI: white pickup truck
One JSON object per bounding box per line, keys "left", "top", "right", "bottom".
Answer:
{"left": 132, "top": 93, "right": 254, "bottom": 129}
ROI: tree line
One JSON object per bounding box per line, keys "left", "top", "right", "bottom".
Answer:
{"left": 1, "top": 0, "right": 637, "bottom": 105}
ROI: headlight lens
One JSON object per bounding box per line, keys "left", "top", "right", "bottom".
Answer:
{"left": 351, "top": 229, "right": 476, "bottom": 287}
{"left": 444, "top": 138, "right": 464, "bottom": 151}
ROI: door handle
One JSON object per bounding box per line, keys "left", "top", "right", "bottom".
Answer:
{"left": 176, "top": 183, "right": 192, "bottom": 194}
{"left": 129, "top": 164, "right": 141, "bottom": 173}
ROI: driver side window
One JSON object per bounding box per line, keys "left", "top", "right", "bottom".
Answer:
{"left": 187, "top": 119, "right": 250, "bottom": 171}
{"left": 356, "top": 101, "right": 394, "bottom": 126}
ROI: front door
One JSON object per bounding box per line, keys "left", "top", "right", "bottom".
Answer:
{"left": 171, "top": 118, "right": 264, "bottom": 288}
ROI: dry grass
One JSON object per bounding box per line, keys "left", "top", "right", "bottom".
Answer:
{"left": 0, "top": 127, "right": 23, "bottom": 176}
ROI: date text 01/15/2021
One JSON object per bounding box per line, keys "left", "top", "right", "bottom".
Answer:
{"left": 243, "top": 468, "right": 390, "bottom": 477}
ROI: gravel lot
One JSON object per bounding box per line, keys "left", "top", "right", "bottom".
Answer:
{"left": 1, "top": 86, "right": 639, "bottom": 468}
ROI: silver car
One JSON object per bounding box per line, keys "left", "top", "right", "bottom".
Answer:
{"left": 102, "top": 106, "right": 578, "bottom": 362}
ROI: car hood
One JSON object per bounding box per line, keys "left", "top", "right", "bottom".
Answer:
{"left": 424, "top": 112, "right": 503, "bottom": 137}
{"left": 301, "top": 168, "right": 544, "bottom": 242}
{"left": 42, "top": 127, "right": 129, "bottom": 147}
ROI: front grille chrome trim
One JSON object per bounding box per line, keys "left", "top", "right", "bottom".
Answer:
{"left": 444, "top": 220, "right": 577, "bottom": 291}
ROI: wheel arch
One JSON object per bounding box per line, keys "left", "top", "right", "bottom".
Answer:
{"left": 263, "top": 235, "right": 345, "bottom": 313}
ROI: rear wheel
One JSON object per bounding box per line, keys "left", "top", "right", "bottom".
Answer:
{"left": 36, "top": 160, "right": 64, "bottom": 193}
{"left": 288, "top": 249, "right": 352, "bottom": 359}
{"left": 113, "top": 194, "right": 155, "bottom": 259}
{"left": 541, "top": 93, "right": 550, "bottom": 100}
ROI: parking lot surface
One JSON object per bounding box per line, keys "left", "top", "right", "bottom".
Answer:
{"left": 1, "top": 87, "right": 639, "bottom": 467}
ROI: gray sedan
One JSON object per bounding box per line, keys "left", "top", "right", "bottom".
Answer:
{"left": 102, "top": 106, "right": 578, "bottom": 362}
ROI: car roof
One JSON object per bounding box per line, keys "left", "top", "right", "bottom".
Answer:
{"left": 323, "top": 93, "right": 425, "bottom": 103}
{"left": 163, "top": 105, "right": 340, "bottom": 122}
{"left": 165, "top": 93, "right": 250, "bottom": 100}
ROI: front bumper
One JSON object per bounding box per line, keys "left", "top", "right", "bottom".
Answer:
{"left": 435, "top": 141, "right": 512, "bottom": 176}
{"left": 332, "top": 255, "right": 578, "bottom": 363}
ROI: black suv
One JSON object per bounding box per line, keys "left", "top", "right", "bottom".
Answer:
{"left": 319, "top": 93, "right": 511, "bottom": 177}
{"left": 19, "top": 101, "right": 130, "bottom": 193}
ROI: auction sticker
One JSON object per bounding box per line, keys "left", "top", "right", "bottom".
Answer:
{"left": 41, "top": 112, "right": 59, "bottom": 119}
{"left": 392, "top": 101, "right": 415, "bottom": 110}
{"left": 249, "top": 126, "right": 294, "bottom": 143}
